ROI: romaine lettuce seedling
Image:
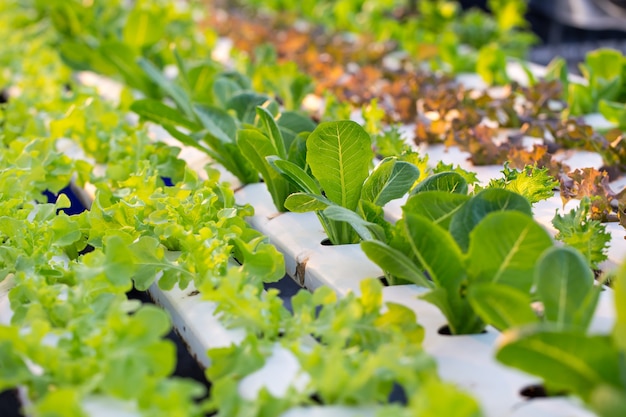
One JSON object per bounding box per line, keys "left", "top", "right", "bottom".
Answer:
{"left": 131, "top": 60, "right": 315, "bottom": 185}
{"left": 271, "top": 120, "right": 420, "bottom": 244}
{"left": 495, "top": 261, "right": 624, "bottom": 416}
{"left": 363, "top": 188, "right": 553, "bottom": 334}
{"left": 238, "top": 106, "right": 315, "bottom": 211}
{"left": 469, "top": 246, "right": 602, "bottom": 332}
{"left": 546, "top": 49, "right": 626, "bottom": 116}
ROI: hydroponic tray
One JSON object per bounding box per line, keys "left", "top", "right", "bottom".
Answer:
{"left": 3, "top": 31, "right": 620, "bottom": 417}
{"left": 127, "top": 56, "right": 620, "bottom": 416}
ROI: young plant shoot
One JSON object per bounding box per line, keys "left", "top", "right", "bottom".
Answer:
{"left": 271, "top": 120, "right": 420, "bottom": 245}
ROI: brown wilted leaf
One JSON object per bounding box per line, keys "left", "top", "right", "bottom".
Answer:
{"left": 560, "top": 168, "right": 617, "bottom": 222}
{"left": 414, "top": 118, "right": 443, "bottom": 144}
{"left": 507, "top": 145, "right": 567, "bottom": 178}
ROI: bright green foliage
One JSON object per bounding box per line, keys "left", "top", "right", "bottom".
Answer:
{"left": 238, "top": 128, "right": 293, "bottom": 210}
{"left": 36, "top": 0, "right": 213, "bottom": 97}
{"left": 535, "top": 247, "right": 600, "bottom": 331}
{"left": 362, "top": 99, "right": 386, "bottom": 137}
{"left": 431, "top": 161, "right": 480, "bottom": 187}
{"left": 0, "top": 4, "right": 286, "bottom": 414}
{"left": 50, "top": 95, "right": 131, "bottom": 164}
{"left": 364, "top": 187, "right": 555, "bottom": 334}
{"left": 411, "top": 171, "right": 468, "bottom": 195}
{"left": 398, "top": 380, "right": 483, "bottom": 417}
{"left": 131, "top": 62, "right": 316, "bottom": 185}
{"left": 361, "top": 240, "right": 433, "bottom": 287}
{"left": 449, "top": 188, "right": 532, "bottom": 252}
{"left": 281, "top": 121, "right": 419, "bottom": 244}
{"left": 552, "top": 197, "right": 611, "bottom": 270}
{"left": 129, "top": 64, "right": 260, "bottom": 183}
{"left": 467, "top": 283, "right": 538, "bottom": 331}
{"left": 482, "top": 163, "right": 559, "bottom": 205}
{"left": 237, "top": 106, "right": 316, "bottom": 211}
{"left": 0, "top": 0, "right": 580, "bottom": 415}
{"left": 498, "top": 328, "right": 621, "bottom": 399}
{"left": 467, "top": 211, "right": 553, "bottom": 292}
{"left": 599, "top": 100, "right": 626, "bottom": 130}
{"left": 307, "top": 121, "right": 373, "bottom": 211}
{"left": 374, "top": 127, "right": 413, "bottom": 159}
{"left": 402, "top": 191, "right": 470, "bottom": 230}
{"left": 202, "top": 279, "right": 473, "bottom": 416}
{"left": 249, "top": 45, "right": 314, "bottom": 110}
{"left": 361, "top": 101, "right": 417, "bottom": 167}
{"left": 548, "top": 48, "right": 626, "bottom": 115}
{"left": 87, "top": 166, "right": 285, "bottom": 289}
{"left": 471, "top": 245, "right": 601, "bottom": 332}
{"left": 0, "top": 136, "right": 85, "bottom": 199}
{"left": 494, "top": 258, "right": 625, "bottom": 417}
{"left": 476, "top": 43, "right": 509, "bottom": 86}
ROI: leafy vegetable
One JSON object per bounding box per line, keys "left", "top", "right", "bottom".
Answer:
{"left": 481, "top": 163, "right": 558, "bottom": 205}
{"left": 466, "top": 211, "right": 553, "bottom": 292}
{"left": 467, "top": 283, "right": 538, "bottom": 331}
{"left": 548, "top": 48, "right": 626, "bottom": 115}
{"left": 449, "top": 188, "right": 532, "bottom": 252}
{"left": 202, "top": 278, "right": 482, "bottom": 415}
{"left": 535, "top": 246, "right": 600, "bottom": 330}
{"left": 552, "top": 197, "right": 611, "bottom": 270}
{"left": 495, "top": 255, "right": 624, "bottom": 417}
{"left": 364, "top": 186, "right": 554, "bottom": 334}
{"left": 497, "top": 328, "right": 620, "bottom": 398}
{"left": 237, "top": 106, "right": 316, "bottom": 211}
{"left": 279, "top": 121, "right": 419, "bottom": 244}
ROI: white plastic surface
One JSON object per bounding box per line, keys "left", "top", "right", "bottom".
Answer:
{"left": 281, "top": 407, "right": 376, "bottom": 417}
{"left": 147, "top": 280, "right": 245, "bottom": 368}
{"left": 82, "top": 397, "right": 139, "bottom": 417}
{"left": 0, "top": 275, "right": 14, "bottom": 325}
{"left": 239, "top": 345, "right": 310, "bottom": 400}
{"left": 234, "top": 183, "right": 382, "bottom": 294}
{"left": 381, "top": 285, "right": 609, "bottom": 417}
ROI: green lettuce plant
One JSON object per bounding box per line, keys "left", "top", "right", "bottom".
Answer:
{"left": 546, "top": 48, "right": 626, "bottom": 116}
{"left": 131, "top": 59, "right": 316, "bottom": 185}
{"left": 270, "top": 120, "right": 420, "bottom": 244}
{"left": 476, "top": 163, "right": 559, "bottom": 205}
{"left": 237, "top": 106, "right": 314, "bottom": 211}
{"left": 468, "top": 246, "right": 603, "bottom": 332}
{"left": 203, "top": 278, "right": 482, "bottom": 416}
{"left": 495, "top": 261, "right": 625, "bottom": 417}
{"left": 552, "top": 197, "right": 611, "bottom": 271}
{"left": 363, "top": 188, "right": 553, "bottom": 334}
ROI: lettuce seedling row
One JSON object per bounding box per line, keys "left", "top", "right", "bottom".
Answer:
{"left": 7, "top": 55, "right": 619, "bottom": 417}
{"left": 230, "top": 151, "right": 615, "bottom": 417}
{"left": 81, "top": 54, "right": 619, "bottom": 416}
{"left": 3, "top": 2, "right": 625, "bottom": 416}
{"left": 109, "top": 59, "right": 616, "bottom": 415}
{"left": 111, "top": 115, "right": 613, "bottom": 416}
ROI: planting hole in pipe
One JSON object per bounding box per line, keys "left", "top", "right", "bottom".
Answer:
{"left": 320, "top": 238, "right": 333, "bottom": 246}
{"left": 378, "top": 276, "right": 390, "bottom": 287}
{"left": 437, "top": 325, "right": 487, "bottom": 336}
{"left": 520, "top": 384, "right": 568, "bottom": 399}
{"left": 520, "top": 384, "right": 549, "bottom": 398}
{"left": 388, "top": 383, "right": 407, "bottom": 404}
{"left": 309, "top": 392, "right": 323, "bottom": 404}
